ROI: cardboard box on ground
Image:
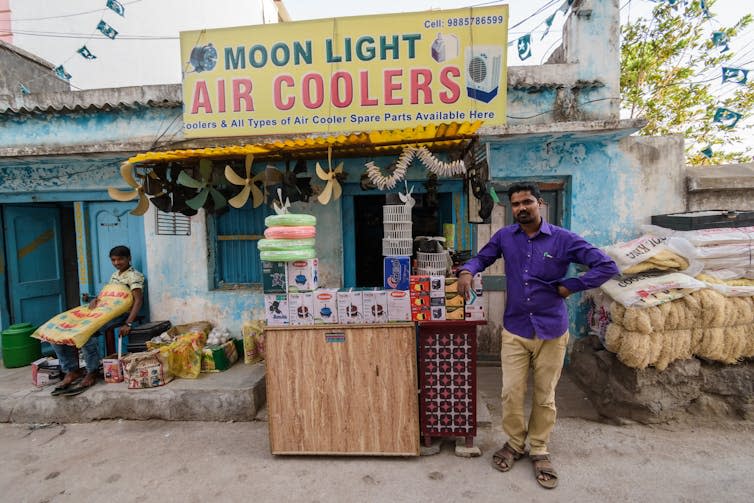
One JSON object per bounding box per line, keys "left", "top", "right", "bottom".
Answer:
{"left": 32, "top": 357, "right": 61, "bottom": 387}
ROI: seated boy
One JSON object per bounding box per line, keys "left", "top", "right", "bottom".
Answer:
{"left": 51, "top": 245, "right": 144, "bottom": 396}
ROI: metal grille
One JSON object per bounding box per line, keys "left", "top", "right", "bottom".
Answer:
{"left": 155, "top": 211, "right": 191, "bottom": 236}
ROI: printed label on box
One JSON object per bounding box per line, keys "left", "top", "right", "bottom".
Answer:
{"left": 384, "top": 256, "right": 411, "bottom": 290}
{"left": 262, "top": 261, "right": 287, "bottom": 293}
{"left": 409, "top": 275, "right": 430, "bottom": 293}
{"left": 431, "top": 306, "right": 446, "bottom": 320}
{"left": 264, "top": 294, "right": 289, "bottom": 325}
{"left": 363, "top": 289, "right": 388, "bottom": 323}
{"left": 412, "top": 307, "right": 432, "bottom": 321}
{"left": 287, "top": 258, "right": 319, "bottom": 292}
{"left": 429, "top": 276, "right": 445, "bottom": 297}
{"left": 387, "top": 290, "right": 411, "bottom": 321}
{"left": 312, "top": 288, "right": 339, "bottom": 324}
{"left": 289, "top": 292, "right": 315, "bottom": 326}
{"left": 337, "top": 289, "right": 364, "bottom": 324}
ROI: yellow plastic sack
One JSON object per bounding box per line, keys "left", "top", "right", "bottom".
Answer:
{"left": 151, "top": 322, "right": 211, "bottom": 379}
{"left": 242, "top": 320, "right": 266, "bottom": 364}
{"left": 32, "top": 284, "right": 133, "bottom": 348}
{"left": 167, "top": 333, "right": 204, "bottom": 378}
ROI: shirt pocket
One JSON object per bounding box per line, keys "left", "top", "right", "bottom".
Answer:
{"left": 536, "top": 254, "right": 570, "bottom": 282}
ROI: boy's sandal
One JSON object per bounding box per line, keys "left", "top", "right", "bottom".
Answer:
{"left": 531, "top": 454, "right": 559, "bottom": 489}
{"left": 50, "top": 376, "right": 82, "bottom": 396}
{"left": 491, "top": 442, "right": 526, "bottom": 472}
{"left": 61, "top": 373, "right": 97, "bottom": 397}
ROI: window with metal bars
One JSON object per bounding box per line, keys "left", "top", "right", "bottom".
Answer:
{"left": 212, "top": 205, "right": 269, "bottom": 286}
{"left": 155, "top": 211, "right": 191, "bottom": 236}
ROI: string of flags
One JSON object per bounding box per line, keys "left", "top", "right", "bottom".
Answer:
{"left": 509, "top": 0, "right": 574, "bottom": 61}
{"left": 51, "top": 0, "right": 125, "bottom": 84}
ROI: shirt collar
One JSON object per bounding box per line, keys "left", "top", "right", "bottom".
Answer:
{"left": 514, "top": 218, "right": 552, "bottom": 236}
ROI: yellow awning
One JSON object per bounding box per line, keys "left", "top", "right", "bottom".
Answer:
{"left": 128, "top": 121, "right": 481, "bottom": 165}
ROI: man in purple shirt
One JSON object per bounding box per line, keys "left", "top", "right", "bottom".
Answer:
{"left": 457, "top": 182, "right": 617, "bottom": 490}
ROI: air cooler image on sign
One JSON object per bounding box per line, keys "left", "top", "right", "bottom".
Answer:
{"left": 464, "top": 46, "right": 503, "bottom": 103}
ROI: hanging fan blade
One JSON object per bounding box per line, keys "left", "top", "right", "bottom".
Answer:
{"left": 149, "top": 193, "right": 173, "bottom": 212}
{"left": 209, "top": 188, "right": 227, "bottom": 210}
{"left": 315, "top": 161, "right": 328, "bottom": 181}
{"left": 108, "top": 187, "right": 138, "bottom": 201}
{"left": 120, "top": 162, "right": 140, "bottom": 189}
{"left": 334, "top": 162, "right": 344, "bottom": 174}
{"left": 186, "top": 188, "right": 210, "bottom": 210}
{"left": 225, "top": 165, "right": 247, "bottom": 186}
{"left": 177, "top": 170, "right": 205, "bottom": 189}
{"left": 332, "top": 180, "right": 342, "bottom": 201}
{"left": 130, "top": 191, "right": 150, "bottom": 216}
{"left": 293, "top": 159, "right": 307, "bottom": 175}
{"left": 318, "top": 181, "right": 333, "bottom": 205}
{"left": 262, "top": 166, "right": 284, "bottom": 185}
{"left": 199, "top": 159, "right": 213, "bottom": 180}
{"left": 244, "top": 154, "right": 254, "bottom": 177}
{"left": 228, "top": 185, "right": 251, "bottom": 208}
{"left": 250, "top": 183, "right": 265, "bottom": 208}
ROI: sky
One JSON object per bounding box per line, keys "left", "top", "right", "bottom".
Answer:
{"left": 4, "top": 0, "right": 750, "bottom": 91}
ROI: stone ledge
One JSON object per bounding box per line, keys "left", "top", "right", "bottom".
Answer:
{"left": 0, "top": 362, "right": 266, "bottom": 423}
{"left": 568, "top": 336, "right": 754, "bottom": 424}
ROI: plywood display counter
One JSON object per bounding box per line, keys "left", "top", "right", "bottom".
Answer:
{"left": 265, "top": 323, "right": 419, "bottom": 456}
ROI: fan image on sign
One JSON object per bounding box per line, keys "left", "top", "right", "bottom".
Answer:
{"left": 464, "top": 46, "right": 503, "bottom": 103}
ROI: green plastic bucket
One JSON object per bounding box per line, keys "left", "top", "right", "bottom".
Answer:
{"left": 2, "top": 322, "right": 42, "bottom": 368}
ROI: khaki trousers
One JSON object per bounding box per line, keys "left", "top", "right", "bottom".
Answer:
{"left": 500, "top": 328, "right": 569, "bottom": 456}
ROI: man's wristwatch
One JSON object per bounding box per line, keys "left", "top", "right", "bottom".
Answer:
{"left": 126, "top": 322, "right": 133, "bottom": 327}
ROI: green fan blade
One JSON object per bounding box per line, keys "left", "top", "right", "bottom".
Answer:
{"left": 199, "top": 159, "right": 213, "bottom": 181}
{"left": 177, "top": 170, "right": 205, "bottom": 189}
{"left": 186, "top": 188, "right": 210, "bottom": 210}
{"left": 209, "top": 188, "right": 227, "bottom": 210}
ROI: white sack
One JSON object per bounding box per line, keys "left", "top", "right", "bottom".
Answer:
{"left": 603, "top": 234, "right": 701, "bottom": 276}
{"left": 600, "top": 272, "right": 706, "bottom": 308}
{"left": 642, "top": 224, "right": 754, "bottom": 246}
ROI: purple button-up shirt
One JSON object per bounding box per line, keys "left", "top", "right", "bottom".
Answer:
{"left": 461, "top": 220, "right": 618, "bottom": 340}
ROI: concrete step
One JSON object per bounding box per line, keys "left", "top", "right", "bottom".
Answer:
{"left": 0, "top": 361, "right": 266, "bottom": 423}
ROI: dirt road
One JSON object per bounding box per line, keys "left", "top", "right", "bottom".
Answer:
{"left": 2, "top": 414, "right": 752, "bottom": 502}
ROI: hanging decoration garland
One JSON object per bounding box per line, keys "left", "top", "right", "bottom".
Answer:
{"left": 365, "top": 146, "right": 413, "bottom": 190}
{"left": 414, "top": 146, "right": 466, "bottom": 177}
{"left": 365, "top": 146, "right": 466, "bottom": 191}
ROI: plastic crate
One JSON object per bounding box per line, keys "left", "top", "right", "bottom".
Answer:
{"left": 383, "top": 205, "right": 412, "bottom": 223}
{"left": 651, "top": 210, "right": 754, "bottom": 230}
{"left": 383, "top": 222, "right": 412, "bottom": 240}
{"left": 382, "top": 238, "right": 413, "bottom": 256}
{"left": 416, "top": 251, "right": 450, "bottom": 274}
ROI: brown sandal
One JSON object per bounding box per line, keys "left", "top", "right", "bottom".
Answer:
{"left": 531, "top": 454, "right": 558, "bottom": 489}
{"left": 491, "top": 442, "right": 526, "bottom": 472}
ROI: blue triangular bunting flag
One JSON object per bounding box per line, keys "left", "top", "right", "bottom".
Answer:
{"left": 77, "top": 45, "right": 97, "bottom": 60}
{"left": 700, "top": 0, "right": 710, "bottom": 18}
{"left": 541, "top": 12, "right": 556, "bottom": 40}
{"left": 713, "top": 108, "right": 742, "bottom": 128}
{"left": 517, "top": 34, "right": 532, "bottom": 61}
{"left": 722, "top": 67, "right": 748, "bottom": 85}
{"left": 701, "top": 146, "right": 713, "bottom": 158}
{"left": 54, "top": 65, "right": 72, "bottom": 81}
{"left": 97, "top": 20, "right": 118, "bottom": 39}
{"left": 106, "top": 0, "right": 125, "bottom": 16}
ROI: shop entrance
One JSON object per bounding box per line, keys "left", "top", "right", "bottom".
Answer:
{"left": 351, "top": 191, "right": 457, "bottom": 288}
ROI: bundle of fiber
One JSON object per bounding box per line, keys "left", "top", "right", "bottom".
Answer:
{"left": 595, "top": 289, "right": 754, "bottom": 371}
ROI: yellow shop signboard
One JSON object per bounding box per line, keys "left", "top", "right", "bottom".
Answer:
{"left": 180, "top": 5, "right": 508, "bottom": 138}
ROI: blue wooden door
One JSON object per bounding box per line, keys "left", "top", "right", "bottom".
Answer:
{"left": 4, "top": 206, "right": 65, "bottom": 327}
{"left": 87, "top": 202, "right": 147, "bottom": 299}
